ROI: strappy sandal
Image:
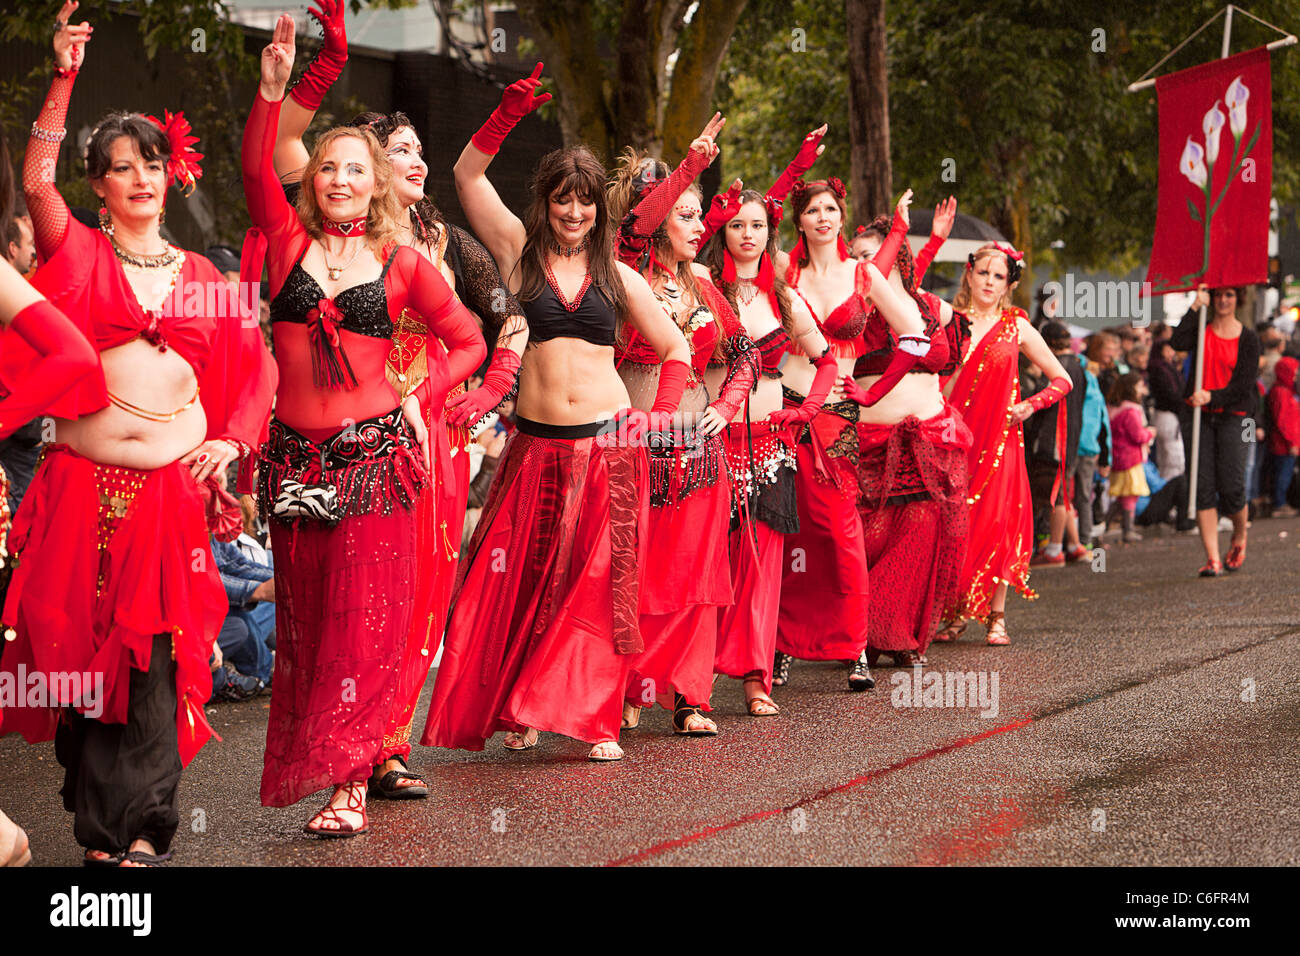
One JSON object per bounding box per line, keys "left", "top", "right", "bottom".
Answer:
{"left": 118, "top": 849, "right": 172, "bottom": 867}
{"left": 848, "top": 653, "right": 875, "bottom": 692}
{"left": 743, "top": 675, "right": 780, "bottom": 716}
{"left": 83, "top": 849, "right": 124, "bottom": 868}
{"left": 502, "top": 728, "right": 539, "bottom": 750}
{"left": 1198, "top": 560, "right": 1224, "bottom": 577}
{"left": 588, "top": 741, "right": 625, "bottom": 762}
{"left": 304, "top": 783, "right": 368, "bottom": 838}
{"left": 1225, "top": 541, "right": 1246, "bottom": 571}
{"left": 621, "top": 703, "right": 641, "bottom": 729}
{"left": 672, "top": 695, "right": 719, "bottom": 736}
{"left": 772, "top": 651, "right": 793, "bottom": 686}
{"left": 934, "top": 620, "right": 967, "bottom": 643}
{"left": 984, "top": 611, "right": 1010, "bottom": 646}
{"left": 368, "top": 755, "right": 429, "bottom": 799}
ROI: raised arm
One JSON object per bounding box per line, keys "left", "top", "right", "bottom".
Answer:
{"left": 453, "top": 63, "right": 550, "bottom": 280}
{"left": 622, "top": 113, "right": 723, "bottom": 249}
{"left": 913, "top": 196, "right": 955, "bottom": 284}
{"left": 766, "top": 124, "right": 826, "bottom": 211}
{"left": 867, "top": 189, "right": 912, "bottom": 281}
{"left": 24, "top": 2, "right": 92, "bottom": 259}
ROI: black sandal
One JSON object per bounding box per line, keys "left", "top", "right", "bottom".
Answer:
{"left": 119, "top": 849, "right": 172, "bottom": 867}
{"left": 672, "top": 694, "right": 719, "bottom": 736}
{"left": 84, "top": 849, "right": 125, "bottom": 867}
{"left": 368, "top": 755, "right": 429, "bottom": 799}
{"left": 848, "top": 652, "right": 874, "bottom": 692}
{"left": 772, "top": 651, "right": 793, "bottom": 687}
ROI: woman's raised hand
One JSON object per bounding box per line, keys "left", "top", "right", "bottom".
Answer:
{"left": 895, "top": 188, "right": 914, "bottom": 228}
{"left": 53, "top": 1, "right": 92, "bottom": 72}
{"left": 307, "top": 0, "right": 347, "bottom": 56}
{"left": 689, "top": 112, "right": 726, "bottom": 165}
{"left": 260, "top": 13, "right": 297, "bottom": 99}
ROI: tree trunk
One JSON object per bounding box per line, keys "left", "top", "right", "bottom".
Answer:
{"left": 845, "top": 0, "right": 891, "bottom": 226}
{"left": 660, "top": 0, "right": 748, "bottom": 161}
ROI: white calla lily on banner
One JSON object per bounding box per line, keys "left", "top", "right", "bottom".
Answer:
{"left": 1226, "top": 75, "right": 1250, "bottom": 138}
{"left": 1179, "top": 136, "right": 1208, "bottom": 189}
{"left": 1202, "top": 100, "right": 1226, "bottom": 163}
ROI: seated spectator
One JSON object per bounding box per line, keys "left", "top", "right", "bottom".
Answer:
{"left": 208, "top": 534, "right": 275, "bottom": 702}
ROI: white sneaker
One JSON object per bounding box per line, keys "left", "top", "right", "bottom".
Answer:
{"left": 1217, "top": 516, "right": 1234, "bottom": 532}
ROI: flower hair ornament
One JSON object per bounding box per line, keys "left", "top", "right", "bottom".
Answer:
{"left": 967, "top": 244, "right": 1023, "bottom": 284}
{"left": 145, "top": 110, "right": 204, "bottom": 196}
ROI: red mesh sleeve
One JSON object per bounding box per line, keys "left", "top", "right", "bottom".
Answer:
{"left": 24, "top": 73, "right": 78, "bottom": 260}
{"left": 242, "top": 92, "right": 309, "bottom": 296}
{"left": 625, "top": 149, "right": 710, "bottom": 240}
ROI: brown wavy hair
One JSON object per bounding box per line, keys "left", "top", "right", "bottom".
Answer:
{"left": 516, "top": 146, "right": 625, "bottom": 315}
{"left": 703, "top": 189, "right": 796, "bottom": 337}
{"left": 295, "top": 126, "right": 404, "bottom": 257}
{"left": 954, "top": 242, "right": 1018, "bottom": 313}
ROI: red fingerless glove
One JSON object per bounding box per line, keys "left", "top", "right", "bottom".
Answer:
{"left": 652, "top": 358, "right": 691, "bottom": 415}
{"left": 445, "top": 347, "right": 521, "bottom": 427}
{"left": 471, "top": 63, "right": 552, "bottom": 155}
{"left": 0, "top": 300, "right": 98, "bottom": 438}
{"left": 627, "top": 148, "right": 711, "bottom": 240}
{"left": 1027, "top": 375, "right": 1072, "bottom": 412}
{"left": 849, "top": 335, "right": 931, "bottom": 407}
{"left": 289, "top": 0, "right": 349, "bottom": 112}
{"left": 707, "top": 343, "right": 758, "bottom": 423}
{"left": 767, "top": 347, "right": 837, "bottom": 426}
{"left": 913, "top": 233, "right": 944, "bottom": 284}
{"left": 768, "top": 127, "right": 826, "bottom": 206}
{"left": 699, "top": 182, "right": 744, "bottom": 246}
{"left": 870, "top": 207, "right": 909, "bottom": 280}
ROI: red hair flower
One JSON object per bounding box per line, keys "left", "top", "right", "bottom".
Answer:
{"left": 146, "top": 109, "right": 204, "bottom": 196}
{"left": 826, "top": 176, "right": 846, "bottom": 199}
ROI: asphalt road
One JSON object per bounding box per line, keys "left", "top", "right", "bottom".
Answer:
{"left": 3, "top": 517, "right": 1297, "bottom": 866}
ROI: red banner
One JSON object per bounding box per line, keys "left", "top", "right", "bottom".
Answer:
{"left": 1147, "top": 47, "right": 1272, "bottom": 294}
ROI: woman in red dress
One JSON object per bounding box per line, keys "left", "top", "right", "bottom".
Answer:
{"left": 0, "top": 3, "right": 276, "bottom": 866}
{"left": 938, "top": 243, "right": 1072, "bottom": 645}
{"left": 608, "top": 144, "right": 759, "bottom": 736}
{"left": 266, "top": 0, "right": 529, "bottom": 799}
{"left": 420, "top": 64, "right": 691, "bottom": 762}
{"left": 844, "top": 207, "right": 971, "bottom": 677}
{"left": 244, "top": 18, "right": 485, "bottom": 834}
{"left": 774, "top": 180, "right": 920, "bottom": 687}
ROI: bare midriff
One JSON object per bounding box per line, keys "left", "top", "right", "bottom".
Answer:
{"left": 516, "top": 337, "right": 631, "bottom": 425}
{"left": 854, "top": 371, "right": 944, "bottom": 425}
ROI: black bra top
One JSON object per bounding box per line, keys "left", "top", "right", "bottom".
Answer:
{"left": 270, "top": 257, "right": 396, "bottom": 339}
{"left": 524, "top": 279, "right": 617, "bottom": 347}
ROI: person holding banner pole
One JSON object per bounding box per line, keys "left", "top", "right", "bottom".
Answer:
{"left": 1172, "top": 284, "right": 1259, "bottom": 576}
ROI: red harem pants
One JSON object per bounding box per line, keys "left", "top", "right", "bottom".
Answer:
{"left": 777, "top": 402, "right": 870, "bottom": 661}
{"left": 421, "top": 419, "right": 648, "bottom": 750}
{"left": 626, "top": 433, "right": 732, "bottom": 711}
{"left": 855, "top": 405, "right": 972, "bottom": 658}
{"left": 714, "top": 421, "right": 799, "bottom": 693}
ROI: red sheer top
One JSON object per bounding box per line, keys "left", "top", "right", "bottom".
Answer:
{"left": 0, "top": 217, "right": 277, "bottom": 451}
{"left": 856, "top": 289, "right": 950, "bottom": 376}
{"left": 242, "top": 92, "right": 485, "bottom": 433}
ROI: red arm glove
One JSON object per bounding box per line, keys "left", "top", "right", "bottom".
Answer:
{"left": 626, "top": 149, "right": 711, "bottom": 240}
{"left": 445, "top": 347, "right": 521, "bottom": 427}
{"left": 913, "top": 234, "right": 944, "bottom": 284}
{"left": 610, "top": 358, "right": 690, "bottom": 441}
{"left": 698, "top": 181, "right": 744, "bottom": 246}
{"left": 652, "top": 358, "right": 691, "bottom": 415}
{"left": 1026, "top": 376, "right": 1072, "bottom": 412}
{"left": 869, "top": 207, "right": 909, "bottom": 281}
{"left": 841, "top": 335, "right": 931, "bottom": 408}
{"left": 289, "top": 0, "right": 348, "bottom": 112}
{"left": 768, "top": 347, "right": 837, "bottom": 426}
{"left": 707, "top": 337, "right": 759, "bottom": 422}
{"left": 767, "top": 127, "right": 826, "bottom": 209}
{"left": 0, "top": 299, "right": 99, "bottom": 438}
{"left": 471, "top": 62, "right": 552, "bottom": 155}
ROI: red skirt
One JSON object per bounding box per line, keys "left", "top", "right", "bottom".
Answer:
{"left": 714, "top": 421, "right": 798, "bottom": 691}
{"left": 421, "top": 420, "right": 648, "bottom": 750}
{"left": 856, "top": 406, "right": 972, "bottom": 656}
{"left": 627, "top": 434, "right": 732, "bottom": 709}
{"left": 0, "top": 445, "right": 222, "bottom": 767}
{"left": 258, "top": 410, "right": 425, "bottom": 807}
{"left": 777, "top": 402, "right": 870, "bottom": 661}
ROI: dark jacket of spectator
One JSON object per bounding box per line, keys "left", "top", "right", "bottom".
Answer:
{"left": 212, "top": 538, "right": 273, "bottom": 607}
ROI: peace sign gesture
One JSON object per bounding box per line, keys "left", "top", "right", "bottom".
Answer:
{"left": 688, "top": 112, "right": 727, "bottom": 165}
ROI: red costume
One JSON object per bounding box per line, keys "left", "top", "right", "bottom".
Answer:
{"left": 777, "top": 211, "right": 908, "bottom": 662}
{"left": 943, "top": 306, "right": 1067, "bottom": 622}
{"left": 0, "top": 67, "right": 277, "bottom": 856}
{"left": 243, "top": 91, "right": 484, "bottom": 807}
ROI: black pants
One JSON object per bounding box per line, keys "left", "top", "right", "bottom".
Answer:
{"left": 1183, "top": 411, "right": 1249, "bottom": 514}
{"left": 55, "top": 634, "right": 181, "bottom": 854}
{"left": 1137, "top": 473, "right": 1189, "bottom": 526}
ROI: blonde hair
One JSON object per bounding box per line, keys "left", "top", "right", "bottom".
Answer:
{"left": 954, "top": 243, "right": 1018, "bottom": 313}
{"left": 296, "top": 126, "right": 404, "bottom": 256}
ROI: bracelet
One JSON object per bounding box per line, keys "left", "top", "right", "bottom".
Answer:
{"left": 53, "top": 65, "right": 78, "bottom": 79}
{"left": 30, "top": 122, "right": 66, "bottom": 143}
{"left": 221, "top": 437, "right": 252, "bottom": 460}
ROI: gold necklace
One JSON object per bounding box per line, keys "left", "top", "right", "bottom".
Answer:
{"left": 323, "top": 239, "right": 365, "bottom": 281}
{"left": 106, "top": 233, "right": 178, "bottom": 270}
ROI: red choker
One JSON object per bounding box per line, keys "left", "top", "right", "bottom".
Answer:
{"left": 322, "top": 216, "right": 368, "bottom": 238}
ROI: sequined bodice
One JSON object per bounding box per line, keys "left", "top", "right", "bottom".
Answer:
{"left": 270, "top": 262, "right": 393, "bottom": 339}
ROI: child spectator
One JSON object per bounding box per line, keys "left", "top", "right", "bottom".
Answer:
{"left": 1107, "top": 372, "right": 1156, "bottom": 543}
{"left": 1264, "top": 356, "right": 1300, "bottom": 517}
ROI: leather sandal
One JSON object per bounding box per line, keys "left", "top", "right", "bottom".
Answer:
{"left": 743, "top": 675, "right": 779, "bottom": 716}
{"left": 304, "top": 783, "right": 368, "bottom": 838}
{"left": 502, "top": 728, "right": 539, "bottom": 750}
{"left": 588, "top": 741, "right": 625, "bottom": 762}
{"left": 848, "top": 653, "right": 875, "bottom": 692}
{"left": 672, "top": 695, "right": 719, "bottom": 736}
{"left": 1198, "top": 560, "right": 1224, "bottom": 577}
{"left": 83, "top": 849, "right": 124, "bottom": 868}
{"left": 772, "top": 651, "right": 793, "bottom": 686}
{"left": 934, "top": 620, "right": 967, "bottom": 643}
{"left": 1225, "top": 541, "right": 1246, "bottom": 571}
{"left": 621, "top": 703, "right": 641, "bottom": 729}
{"left": 984, "top": 611, "right": 1010, "bottom": 645}
{"left": 119, "top": 849, "right": 172, "bottom": 867}
{"left": 369, "top": 755, "right": 429, "bottom": 799}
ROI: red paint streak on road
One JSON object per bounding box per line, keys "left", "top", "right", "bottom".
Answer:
{"left": 604, "top": 715, "right": 1034, "bottom": 866}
